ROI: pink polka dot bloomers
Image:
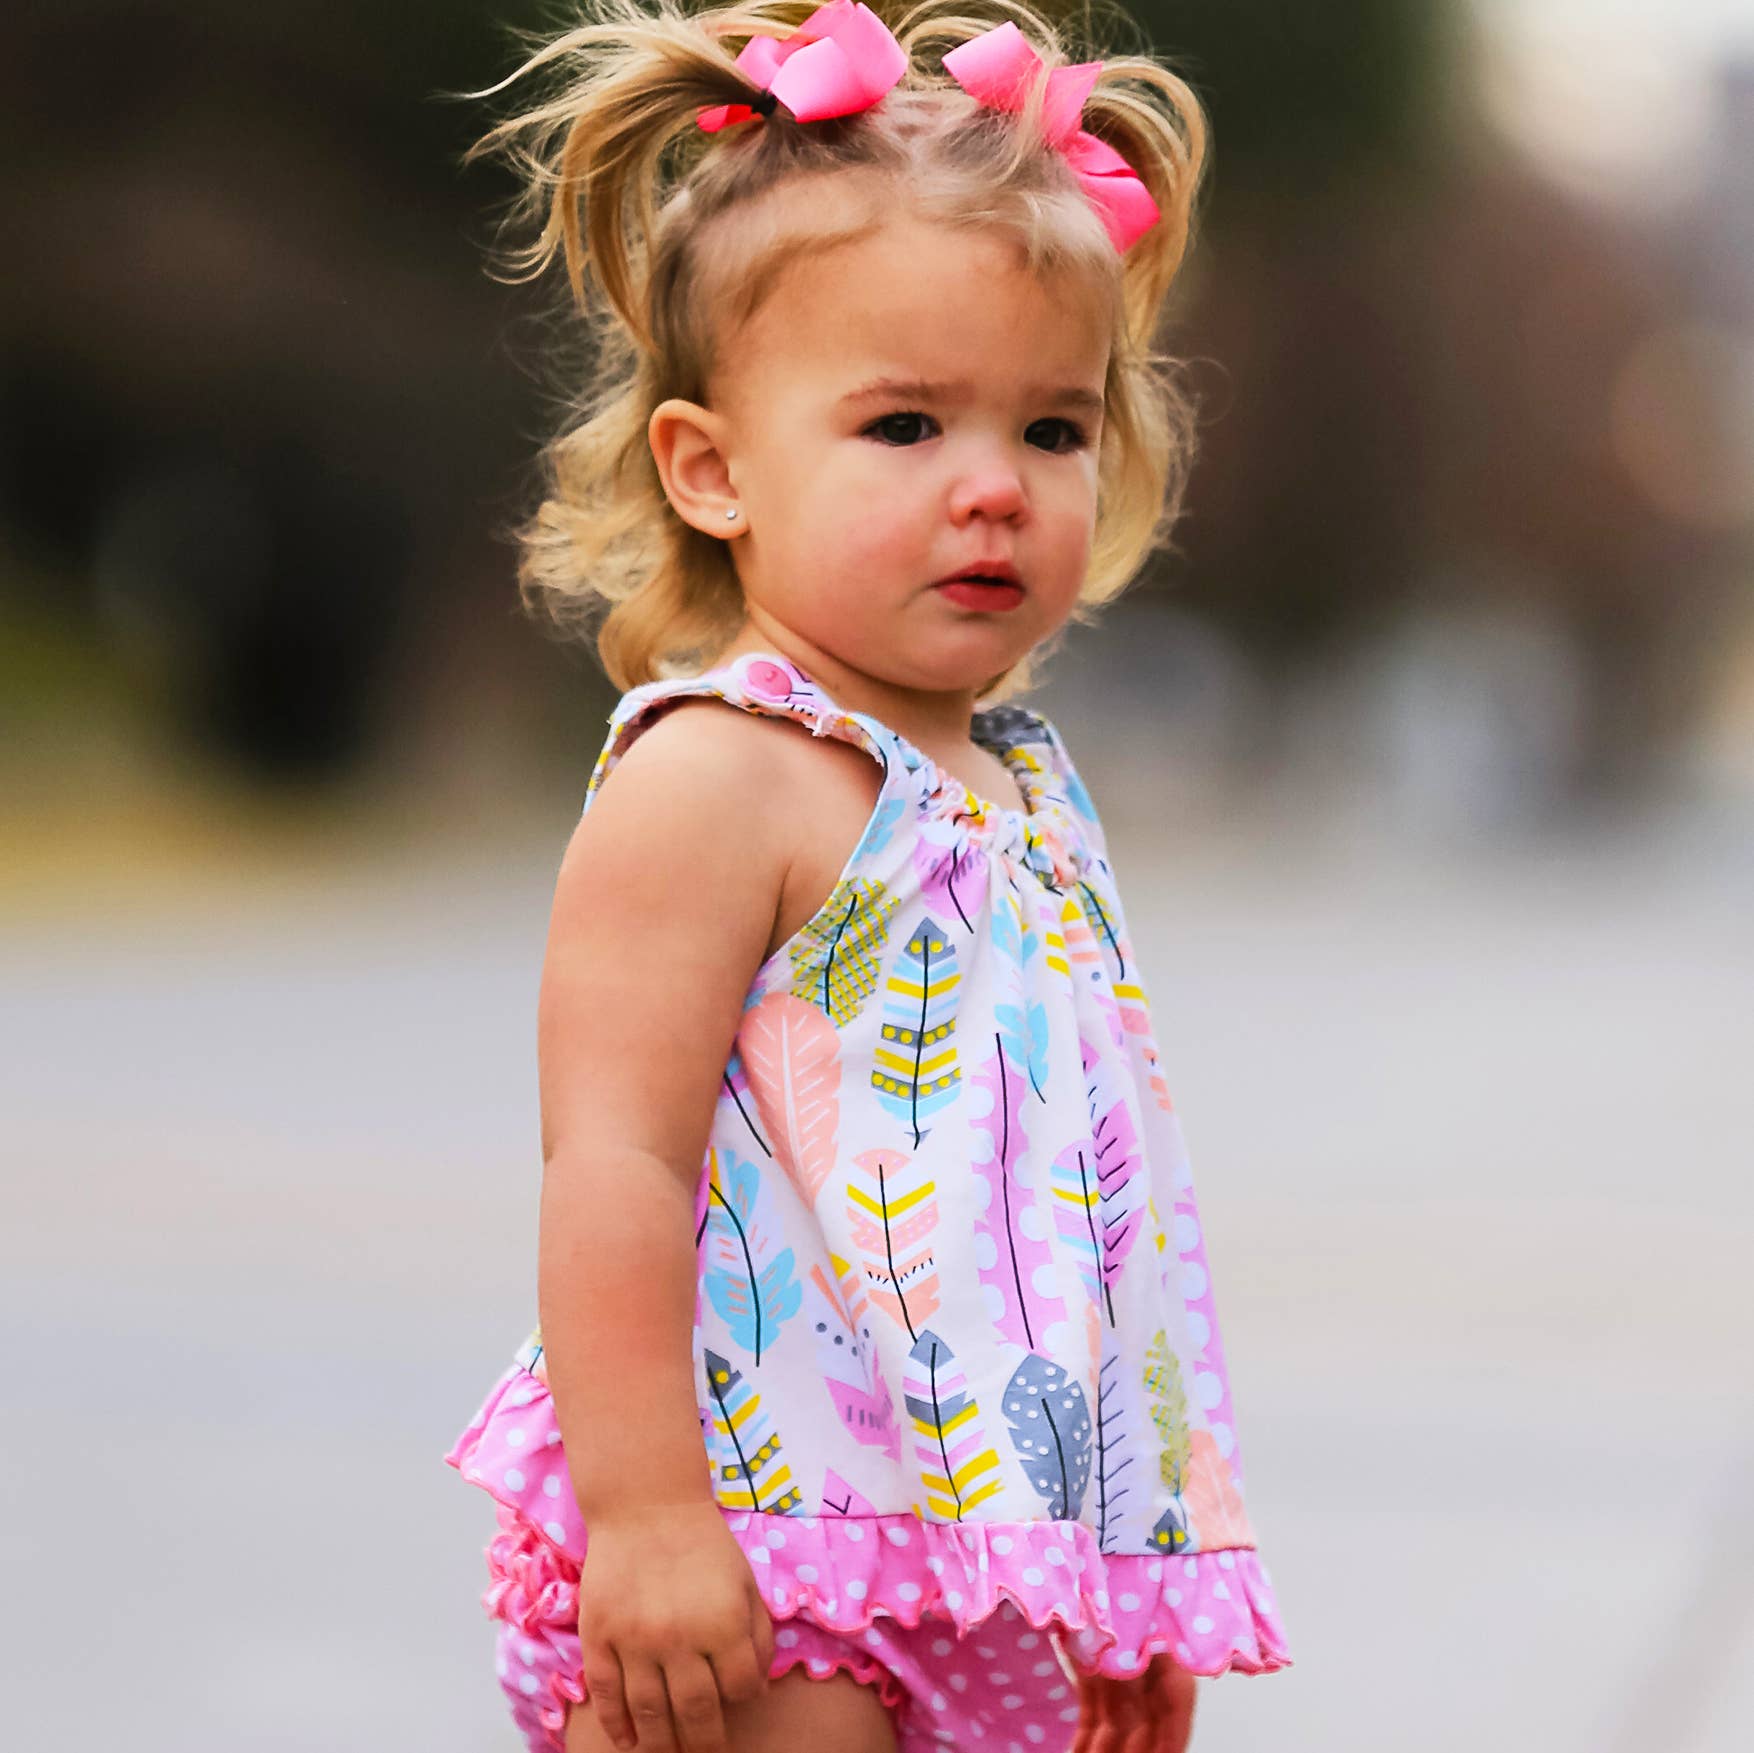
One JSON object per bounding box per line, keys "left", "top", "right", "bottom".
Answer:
{"left": 447, "top": 652, "right": 1293, "bottom": 1751}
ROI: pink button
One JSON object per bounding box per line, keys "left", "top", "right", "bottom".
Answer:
{"left": 743, "top": 659, "right": 794, "bottom": 701}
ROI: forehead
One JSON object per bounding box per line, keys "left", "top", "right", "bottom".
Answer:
{"left": 712, "top": 186, "right": 1114, "bottom": 410}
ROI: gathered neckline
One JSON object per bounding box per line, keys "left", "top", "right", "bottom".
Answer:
{"left": 725, "top": 649, "right": 1053, "bottom": 828}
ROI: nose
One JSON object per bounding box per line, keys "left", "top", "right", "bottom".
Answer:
{"left": 947, "top": 447, "right": 1028, "bottom": 526}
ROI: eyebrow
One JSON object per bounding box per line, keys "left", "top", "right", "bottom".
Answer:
{"left": 838, "top": 376, "right": 1106, "bottom": 418}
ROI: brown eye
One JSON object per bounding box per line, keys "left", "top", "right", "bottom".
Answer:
{"left": 865, "top": 411, "right": 939, "bottom": 445}
{"left": 1026, "top": 418, "right": 1088, "bottom": 453}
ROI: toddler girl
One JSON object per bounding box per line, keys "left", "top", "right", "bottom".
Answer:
{"left": 445, "top": 4, "right": 1293, "bottom": 1750}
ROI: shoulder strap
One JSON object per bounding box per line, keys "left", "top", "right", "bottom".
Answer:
{"left": 581, "top": 650, "right": 901, "bottom": 816}
{"left": 973, "top": 700, "right": 1109, "bottom": 856}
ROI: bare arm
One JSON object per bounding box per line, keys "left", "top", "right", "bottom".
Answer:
{"left": 535, "top": 699, "right": 794, "bottom": 1521}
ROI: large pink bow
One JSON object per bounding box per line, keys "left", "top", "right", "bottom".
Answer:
{"left": 697, "top": 0, "right": 906, "bottom": 132}
{"left": 942, "top": 21, "right": 1160, "bottom": 252}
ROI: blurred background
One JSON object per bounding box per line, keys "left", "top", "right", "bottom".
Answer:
{"left": 3, "top": 0, "right": 1750, "bottom": 1746}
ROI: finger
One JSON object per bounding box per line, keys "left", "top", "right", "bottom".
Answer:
{"left": 746, "top": 1582, "right": 776, "bottom": 1673}
{"left": 621, "top": 1655, "right": 680, "bottom": 1753}
{"left": 706, "top": 1634, "right": 768, "bottom": 1707}
{"left": 579, "top": 1640, "right": 637, "bottom": 1753}
{"left": 664, "top": 1653, "right": 728, "bottom": 1753}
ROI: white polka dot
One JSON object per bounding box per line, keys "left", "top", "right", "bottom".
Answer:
{"left": 776, "top": 1628, "right": 801, "bottom": 1648}
{"left": 1175, "top": 1641, "right": 1192, "bottom": 1661}
{"left": 1118, "top": 1649, "right": 1138, "bottom": 1669}
{"left": 945, "top": 1590, "right": 963, "bottom": 1608}
{"left": 809, "top": 1658, "right": 831, "bottom": 1676}
{"left": 1166, "top": 1589, "right": 1182, "bottom": 1606}
{"left": 1001, "top": 1693, "right": 1024, "bottom": 1709}
{"left": 1044, "top": 1547, "right": 1066, "bottom": 1567}
{"left": 930, "top": 1692, "right": 948, "bottom": 1711}
{"left": 1059, "top": 1707, "right": 1081, "bottom": 1723}
{"left": 542, "top": 1521, "right": 568, "bottom": 1545}
{"left": 504, "top": 1428, "right": 528, "bottom": 1448}
{"left": 544, "top": 1430, "right": 562, "bottom": 1446}
{"left": 844, "top": 1522, "right": 864, "bottom": 1541}
{"left": 819, "top": 1599, "right": 837, "bottom": 1615}
{"left": 1094, "top": 1589, "right": 1109, "bottom": 1609}
{"left": 847, "top": 1579, "right": 867, "bottom": 1600}
{"left": 976, "top": 1646, "right": 999, "bottom": 1660}
{"left": 542, "top": 1476, "right": 561, "bottom": 1498}
{"left": 949, "top": 1673, "right": 969, "bottom": 1692}
{"left": 767, "top": 1530, "right": 787, "bottom": 1548}
{"left": 1016, "top": 1632, "right": 1039, "bottom": 1649}
{"left": 896, "top": 1581, "right": 922, "bottom": 1602}
{"left": 1047, "top": 1685, "right": 1067, "bottom": 1700}
{"left": 1033, "top": 1660, "right": 1056, "bottom": 1676}
{"left": 926, "top": 1554, "right": 945, "bottom": 1575}
{"left": 1146, "top": 1559, "right": 1162, "bottom": 1580}
{"left": 1118, "top": 1592, "right": 1141, "bottom": 1611}
{"left": 1183, "top": 1559, "right": 1199, "bottom": 1579}
{"left": 518, "top": 1673, "right": 539, "bottom": 1695}
{"left": 1214, "top": 1581, "right": 1231, "bottom": 1601}
{"left": 495, "top": 1655, "right": 508, "bottom": 1679}
{"left": 1180, "top": 1262, "right": 1208, "bottom": 1300}
{"left": 520, "top": 1642, "right": 537, "bottom": 1665}
{"left": 795, "top": 1563, "right": 818, "bottom": 1583}
{"left": 866, "top": 1628, "right": 884, "bottom": 1646}
{"left": 991, "top": 1671, "right": 1011, "bottom": 1684}
{"left": 1025, "top": 1728, "right": 1048, "bottom": 1744}
{"left": 1174, "top": 1213, "right": 1200, "bottom": 1253}
{"left": 508, "top": 1386, "right": 535, "bottom": 1408}
{"left": 1187, "top": 1311, "right": 1211, "bottom": 1350}
{"left": 1194, "top": 1370, "right": 1224, "bottom": 1410}
{"left": 884, "top": 1525, "right": 911, "bottom": 1546}
{"left": 1218, "top": 1550, "right": 1236, "bottom": 1570}
{"left": 932, "top": 1638, "right": 954, "bottom": 1656}
{"left": 1030, "top": 1262, "right": 1060, "bottom": 1297}
{"left": 990, "top": 1534, "right": 1014, "bottom": 1555}
{"left": 1192, "top": 1615, "right": 1214, "bottom": 1634}
{"left": 504, "top": 1468, "right": 526, "bottom": 1492}
{"left": 1022, "top": 1567, "right": 1044, "bottom": 1586}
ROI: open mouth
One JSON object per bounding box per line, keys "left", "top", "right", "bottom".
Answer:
{"left": 934, "top": 574, "right": 1025, "bottom": 611}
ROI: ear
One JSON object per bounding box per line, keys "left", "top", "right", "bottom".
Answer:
{"left": 648, "top": 398, "right": 745, "bottom": 538}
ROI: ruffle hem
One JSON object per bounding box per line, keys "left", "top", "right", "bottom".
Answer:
{"left": 448, "top": 1364, "right": 1293, "bottom": 1685}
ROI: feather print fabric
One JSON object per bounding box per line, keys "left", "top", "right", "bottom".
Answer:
{"left": 460, "top": 649, "right": 1272, "bottom": 1600}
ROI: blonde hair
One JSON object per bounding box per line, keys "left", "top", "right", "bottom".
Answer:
{"left": 464, "top": 0, "right": 1209, "bottom": 696}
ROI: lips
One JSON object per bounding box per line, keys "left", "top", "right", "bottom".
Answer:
{"left": 935, "top": 574, "right": 1026, "bottom": 612}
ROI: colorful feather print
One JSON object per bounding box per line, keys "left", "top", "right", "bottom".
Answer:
{"left": 992, "top": 890, "right": 1050, "bottom": 1100}
{"left": 873, "top": 916, "right": 961, "bottom": 1146}
{"left": 1144, "top": 1328, "right": 1194, "bottom": 1497}
{"left": 1061, "top": 895, "right": 1126, "bottom": 1050}
{"left": 851, "top": 789, "right": 906, "bottom": 861}
{"left": 1002, "top": 1351, "right": 1093, "bottom": 1519}
{"left": 971, "top": 1035, "right": 1067, "bottom": 1352}
{"left": 1082, "top": 1037, "right": 1150, "bottom": 1325}
{"left": 845, "top": 1146, "right": 943, "bottom": 1341}
{"left": 702, "top": 1148, "right": 803, "bottom": 1367}
{"left": 741, "top": 993, "right": 841, "bottom": 1206}
{"left": 1079, "top": 877, "right": 1151, "bottom": 1039}
{"left": 720, "top": 1045, "right": 773, "bottom": 1158}
{"left": 788, "top": 877, "right": 898, "bottom": 1027}
{"left": 821, "top": 1467, "right": 881, "bottom": 1517}
{"left": 1037, "top": 888, "right": 1070, "bottom": 981}
{"left": 912, "top": 812, "right": 990, "bottom": 934}
{"left": 904, "top": 1329, "right": 1005, "bottom": 1520}
{"left": 1092, "top": 1346, "right": 1138, "bottom": 1552}
{"left": 702, "top": 1348, "right": 804, "bottom": 1515}
{"left": 1048, "top": 1140, "right": 1104, "bottom": 1314}
{"left": 807, "top": 1261, "right": 900, "bottom": 1460}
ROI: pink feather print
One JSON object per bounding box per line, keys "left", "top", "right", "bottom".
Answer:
{"left": 970, "top": 1034, "right": 1067, "bottom": 1353}
{"left": 845, "top": 1146, "right": 942, "bottom": 1341}
{"left": 821, "top": 1468, "right": 881, "bottom": 1517}
{"left": 911, "top": 813, "right": 990, "bottom": 934}
{"left": 741, "top": 993, "right": 841, "bottom": 1205}
{"left": 807, "top": 1262, "right": 901, "bottom": 1460}
{"left": 1082, "top": 1035, "right": 1148, "bottom": 1326}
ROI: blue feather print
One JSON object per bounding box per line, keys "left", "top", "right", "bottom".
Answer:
{"left": 992, "top": 892, "right": 1050, "bottom": 1100}
{"left": 872, "top": 915, "right": 962, "bottom": 1146}
{"left": 1002, "top": 1351, "right": 1093, "bottom": 1519}
{"left": 702, "top": 1148, "right": 802, "bottom": 1366}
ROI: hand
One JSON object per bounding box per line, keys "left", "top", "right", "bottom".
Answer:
{"left": 1071, "top": 1652, "right": 1198, "bottom": 1753}
{"left": 575, "top": 1500, "right": 775, "bottom": 1752}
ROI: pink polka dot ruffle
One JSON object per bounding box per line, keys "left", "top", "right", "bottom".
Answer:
{"left": 448, "top": 1365, "right": 1292, "bottom": 1686}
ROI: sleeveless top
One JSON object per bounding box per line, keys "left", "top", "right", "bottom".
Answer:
{"left": 446, "top": 649, "right": 1291, "bottom": 1683}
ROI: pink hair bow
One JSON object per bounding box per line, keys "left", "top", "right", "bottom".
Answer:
{"left": 697, "top": 0, "right": 906, "bottom": 132}
{"left": 941, "top": 21, "right": 1160, "bottom": 252}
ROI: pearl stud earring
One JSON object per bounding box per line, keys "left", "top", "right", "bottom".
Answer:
{"left": 724, "top": 507, "right": 739, "bottom": 521}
